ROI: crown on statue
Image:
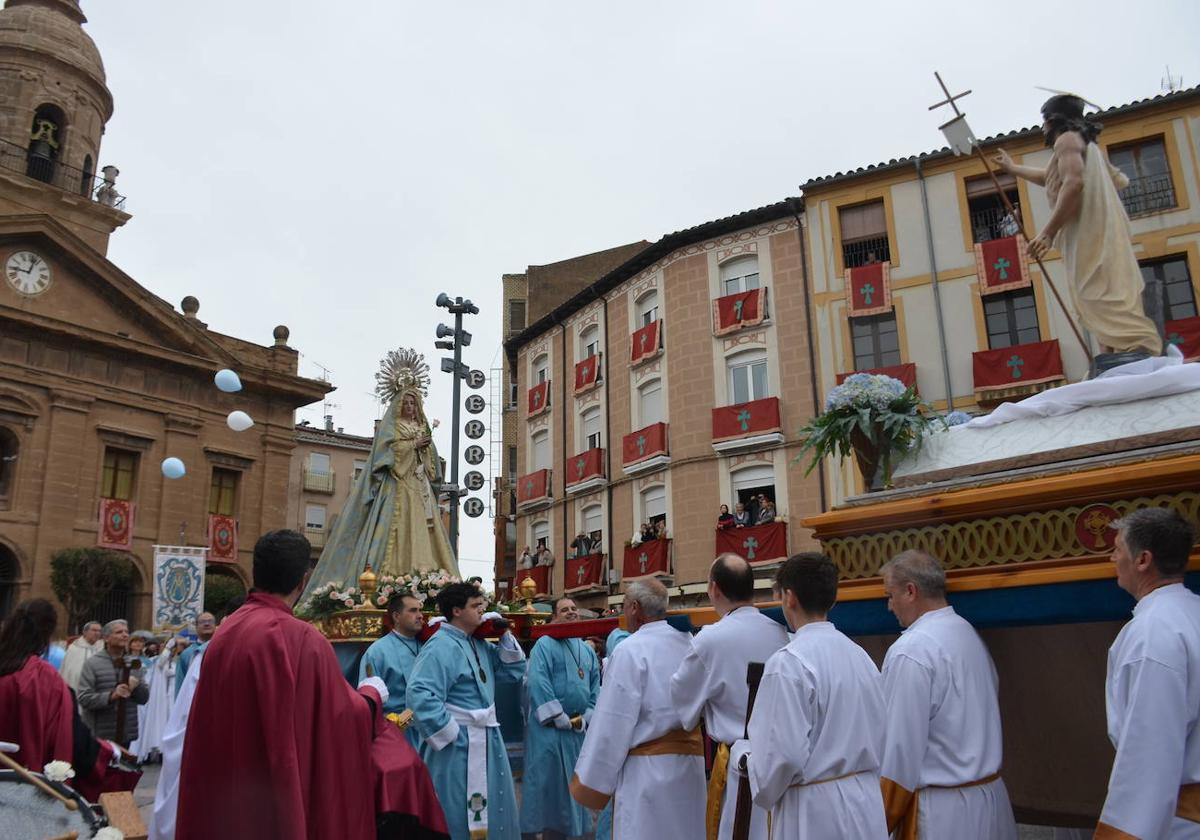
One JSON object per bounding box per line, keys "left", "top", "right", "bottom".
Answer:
{"left": 375, "top": 347, "right": 431, "bottom": 403}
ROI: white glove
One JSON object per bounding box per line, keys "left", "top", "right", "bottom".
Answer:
{"left": 552, "top": 713, "right": 573, "bottom": 731}
{"left": 729, "top": 739, "right": 750, "bottom": 778}
{"left": 482, "top": 611, "right": 503, "bottom": 622}
{"left": 0, "top": 741, "right": 17, "bottom": 754}
{"left": 358, "top": 675, "right": 389, "bottom": 705}
{"left": 427, "top": 615, "right": 446, "bottom": 627}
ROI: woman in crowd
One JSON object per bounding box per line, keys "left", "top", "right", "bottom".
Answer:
{"left": 717, "top": 504, "right": 736, "bottom": 530}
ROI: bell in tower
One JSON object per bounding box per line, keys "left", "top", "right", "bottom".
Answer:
{"left": 0, "top": 0, "right": 128, "bottom": 254}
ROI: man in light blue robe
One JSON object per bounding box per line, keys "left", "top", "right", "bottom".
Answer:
{"left": 175, "top": 612, "right": 214, "bottom": 696}
{"left": 521, "top": 597, "right": 601, "bottom": 839}
{"left": 408, "top": 582, "right": 526, "bottom": 840}
{"left": 359, "top": 592, "right": 425, "bottom": 749}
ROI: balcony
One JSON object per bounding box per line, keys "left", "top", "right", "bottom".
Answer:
{"left": 712, "top": 396, "right": 783, "bottom": 454}
{"left": 528, "top": 381, "right": 551, "bottom": 418}
{"left": 303, "top": 468, "right": 335, "bottom": 494}
{"left": 304, "top": 526, "right": 326, "bottom": 548}
{"left": 972, "top": 339, "right": 1064, "bottom": 404}
{"left": 516, "top": 468, "right": 552, "bottom": 512}
{"left": 1120, "top": 173, "right": 1176, "bottom": 218}
{"left": 0, "top": 137, "right": 127, "bottom": 211}
{"left": 622, "top": 422, "right": 669, "bottom": 475}
{"left": 565, "top": 448, "right": 606, "bottom": 494}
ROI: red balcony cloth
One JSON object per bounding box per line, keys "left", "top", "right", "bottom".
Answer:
{"left": 630, "top": 320, "right": 662, "bottom": 365}
{"left": 844, "top": 262, "right": 892, "bottom": 316}
{"left": 622, "top": 422, "right": 668, "bottom": 465}
{"left": 516, "top": 469, "right": 551, "bottom": 505}
{"left": 528, "top": 380, "right": 551, "bottom": 416}
{"left": 713, "top": 288, "right": 768, "bottom": 336}
{"left": 715, "top": 522, "right": 788, "bottom": 565}
{"left": 565, "top": 553, "right": 605, "bottom": 592}
{"left": 575, "top": 354, "right": 601, "bottom": 393}
{"left": 622, "top": 538, "right": 670, "bottom": 579}
{"left": 974, "top": 235, "right": 1031, "bottom": 296}
{"left": 567, "top": 449, "right": 605, "bottom": 485}
{"left": 712, "top": 397, "right": 782, "bottom": 443}
{"left": 1166, "top": 315, "right": 1200, "bottom": 361}
{"left": 972, "top": 339, "right": 1064, "bottom": 392}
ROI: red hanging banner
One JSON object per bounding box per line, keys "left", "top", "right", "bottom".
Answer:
{"left": 566, "top": 448, "right": 605, "bottom": 486}
{"left": 516, "top": 468, "right": 552, "bottom": 507}
{"left": 208, "top": 514, "right": 238, "bottom": 562}
{"left": 97, "top": 498, "right": 134, "bottom": 551}
{"left": 623, "top": 538, "right": 670, "bottom": 579}
{"left": 836, "top": 362, "right": 917, "bottom": 390}
{"left": 715, "top": 522, "right": 788, "bottom": 565}
{"left": 974, "top": 235, "right": 1031, "bottom": 296}
{"left": 844, "top": 262, "right": 892, "bottom": 316}
{"left": 711, "top": 397, "right": 782, "bottom": 444}
{"left": 972, "top": 339, "right": 1064, "bottom": 393}
{"left": 574, "top": 353, "right": 602, "bottom": 394}
{"left": 713, "top": 288, "right": 768, "bottom": 336}
{"left": 1166, "top": 315, "right": 1200, "bottom": 361}
{"left": 630, "top": 320, "right": 662, "bottom": 365}
{"left": 622, "top": 422, "right": 669, "bottom": 466}
{"left": 528, "top": 381, "right": 551, "bottom": 416}
{"left": 565, "top": 553, "right": 604, "bottom": 593}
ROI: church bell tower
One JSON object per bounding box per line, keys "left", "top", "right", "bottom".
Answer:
{"left": 0, "top": 0, "right": 128, "bottom": 255}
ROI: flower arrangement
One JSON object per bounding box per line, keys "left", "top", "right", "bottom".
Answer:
{"left": 794, "top": 373, "right": 943, "bottom": 490}
{"left": 296, "top": 570, "right": 502, "bottom": 618}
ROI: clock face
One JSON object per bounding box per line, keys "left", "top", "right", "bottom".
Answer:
{"left": 5, "top": 250, "right": 51, "bottom": 296}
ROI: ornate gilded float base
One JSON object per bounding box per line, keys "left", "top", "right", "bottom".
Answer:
{"left": 310, "top": 608, "right": 386, "bottom": 642}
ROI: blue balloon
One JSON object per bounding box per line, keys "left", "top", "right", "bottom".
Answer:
{"left": 161, "top": 457, "right": 186, "bottom": 479}
{"left": 214, "top": 369, "right": 242, "bottom": 393}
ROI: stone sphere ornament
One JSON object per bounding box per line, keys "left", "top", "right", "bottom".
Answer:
{"left": 161, "top": 457, "right": 186, "bottom": 479}
{"left": 214, "top": 369, "right": 242, "bottom": 393}
{"left": 226, "top": 410, "right": 254, "bottom": 432}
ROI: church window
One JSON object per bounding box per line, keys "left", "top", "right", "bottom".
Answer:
{"left": 80, "top": 154, "right": 94, "bottom": 197}
{"left": 26, "top": 104, "right": 66, "bottom": 185}
{"left": 984, "top": 288, "right": 1040, "bottom": 349}
{"left": 100, "top": 448, "right": 138, "bottom": 501}
{"left": 850, "top": 312, "right": 900, "bottom": 369}
{"left": 209, "top": 468, "right": 239, "bottom": 516}
{"left": 840, "top": 200, "right": 890, "bottom": 268}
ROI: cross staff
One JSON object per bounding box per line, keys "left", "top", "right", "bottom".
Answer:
{"left": 929, "top": 71, "right": 1093, "bottom": 363}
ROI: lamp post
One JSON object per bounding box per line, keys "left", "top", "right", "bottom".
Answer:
{"left": 435, "top": 292, "right": 479, "bottom": 557}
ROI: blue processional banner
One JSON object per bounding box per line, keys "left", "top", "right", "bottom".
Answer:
{"left": 152, "top": 545, "right": 207, "bottom": 632}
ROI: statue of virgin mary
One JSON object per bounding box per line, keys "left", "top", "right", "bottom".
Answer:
{"left": 303, "top": 349, "right": 460, "bottom": 597}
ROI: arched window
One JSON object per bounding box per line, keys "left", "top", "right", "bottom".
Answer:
{"left": 532, "top": 354, "right": 549, "bottom": 384}
{"left": 580, "top": 325, "right": 600, "bottom": 359}
{"left": 80, "top": 154, "right": 94, "bottom": 197}
{"left": 726, "top": 349, "right": 769, "bottom": 404}
{"left": 720, "top": 255, "right": 761, "bottom": 295}
{"left": 531, "top": 429, "right": 550, "bottom": 471}
{"left": 0, "top": 426, "right": 17, "bottom": 508}
{"left": 636, "top": 289, "right": 660, "bottom": 327}
{"left": 581, "top": 406, "right": 602, "bottom": 450}
{"left": 0, "top": 544, "right": 18, "bottom": 621}
{"left": 637, "top": 378, "right": 663, "bottom": 427}
{"left": 26, "top": 104, "right": 67, "bottom": 185}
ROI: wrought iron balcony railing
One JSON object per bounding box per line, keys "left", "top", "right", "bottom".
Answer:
{"left": 1120, "top": 173, "right": 1176, "bottom": 218}
{"left": 0, "top": 137, "right": 127, "bottom": 211}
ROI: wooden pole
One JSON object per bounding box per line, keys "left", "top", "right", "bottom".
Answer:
{"left": 731, "top": 661, "right": 766, "bottom": 840}
{"left": 932, "top": 72, "right": 1094, "bottom": 363}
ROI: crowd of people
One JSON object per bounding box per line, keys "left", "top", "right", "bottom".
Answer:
{"left": 717, "top": 494, "right": 777, "bottom": 529}
{"left": 1, "top": 506, "right": 1197, "bottom": 840}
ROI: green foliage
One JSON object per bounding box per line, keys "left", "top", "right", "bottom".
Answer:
{"left": 204, "top": 573, "right": 246, "bottom": 618}
{"left": 49, "top": 547, "right": 136, "bottom": 633}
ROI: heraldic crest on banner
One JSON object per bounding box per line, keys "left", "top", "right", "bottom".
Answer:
{"left": 152, "top": 545, "right": 207, "bottom": 632}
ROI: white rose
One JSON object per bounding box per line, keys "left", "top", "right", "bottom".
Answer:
{"left": 342, "top": 599, "right": 353, "bottom": 608}
{"left": 95, "top": 828, "right": 125, "bottom": 840}
{"left": 43, "top": 760, "right": 75, "bottom": 782}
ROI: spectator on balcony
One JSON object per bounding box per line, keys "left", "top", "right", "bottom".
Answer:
{"left": 655, "top": 521, "right": 668, "bottom": 541}
{"left": 537, "top": 542, "right": 556, "bottom": 568}
{"left": 571, "top": 532, "right": 595, "bottom": 558}
{"left": 717, "top": 504, "right": 736, "bottom": 530}
{"left": 999, "top": 205, "right": 1021, "bottom": 238}
{"left": 756, "top": 499, "right": 777, "bottom": 525}
{"left": 519, "top": 546, "right": 535, "bottom": 570}
{"left": 733, "top": 503, "right": 752, "bottom": 529}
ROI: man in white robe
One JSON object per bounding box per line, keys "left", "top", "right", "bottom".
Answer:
{"left": 1097, "top": 507, "right": 1200, "bottom": 839}
{"left": 878, "top": 550, "right": 1017, "bottom": 840}
{"left": 149, "top": 644, "right": 203, "bottom": 840}
{"left": 731, "top": 553, "right": 888, "bottom": 839}
{"left": 60, "top": 620, "right": 102, "bottom": 691}
{"left": 571, "top": 578, "right": 706, "bottom": 838}
{"left": 671, "top": 553, "right": 787, "bottom": 840}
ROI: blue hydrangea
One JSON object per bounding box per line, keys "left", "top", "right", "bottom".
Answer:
{"left": 824, "top": 374, "right": 908, "bottom": 413}
{"left": 944, "top": 410, "right": 972, "bottom": 426}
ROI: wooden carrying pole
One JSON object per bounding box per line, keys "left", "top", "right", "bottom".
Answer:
{"left": 731, "top": 661, "right": 766, "bottom": 840}
{"left": 930, "top": 71, "right": 1093, "bottom": 363}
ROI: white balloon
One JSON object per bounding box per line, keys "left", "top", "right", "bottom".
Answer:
{"left": 161, "top": 457, "right": 186, "bottom": 479}
{"left": 226, "top": 410, "right": 254, "bottom": 432}
{"left": 214, "top": 369, "right": 242, "bottom": 393}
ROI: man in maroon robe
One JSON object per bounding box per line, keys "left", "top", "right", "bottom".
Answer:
{"left": 176, "top": 530, "right": 387, "bottom": 840}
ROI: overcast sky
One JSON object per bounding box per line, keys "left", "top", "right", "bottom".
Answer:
{"left": 85, "top": 0, "right": 1199, "bottom": 585}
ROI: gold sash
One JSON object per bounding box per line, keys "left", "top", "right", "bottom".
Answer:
{"left": 628, "top": 727, "right": 704, "bottom": 757}
{"left": 882, "top": 772, "right": 1001, "bottom": 840}
{"left": 706, "top": 743, "right": 731, "bottom": 840}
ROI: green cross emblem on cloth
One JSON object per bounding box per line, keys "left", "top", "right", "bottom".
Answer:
{"left": 743, "top": 536, "right": 758, "bottom": 560}
{"left": 733, "top": 298, "right": 745, "bottom": 320}
{"left": 525, "top": 479, "right": 534, "bottom": 496}
{"left": 1168, "top": 332, "right": 1184, "bottom": 347}
{"left": 860, "top": 283, "right": 875, "bottom": 305}
{"left": 575, "top": 457, "right": 586, "bottom": 477}
{"left": 638, "top": 552, "right": 649, "bottom": 573}
{"left": 577, "top": 563, "right": 587, "bottom": 584}
{"left": 468, "top": 792, "right": 487, "bottom": 823}
{"left": 636, "top": 434, "right": 646, "bottom": 455}
{"left": 533, "top": 389, "right": 542, "bottom": 407}
{"left": 737, "top": 409, "right": 752, "bottom": 431}
{"left": 640, "top": 330, "right": 650, "bottom": 351}
{"left": 993, "top": 256, "right": 1011, "bottom": 280}
{"left": 1007, "top": 355, "right": 1025, "bottom": 379}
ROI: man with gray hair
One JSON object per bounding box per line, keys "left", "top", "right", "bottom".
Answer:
{"left": 60, "top": 619, "right": 103, "bottom": 691}
{"left": 77, "top": 619, "right": 149, "bottom": 747}
{"left": 1096, "top": 507, "right": 1200, "bottom": 838}
{"left": 877, "top": 550, "right": 1017, "bottom": 840}
{"left": 572, "top": 578, "right": 706, "bottom": 838}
